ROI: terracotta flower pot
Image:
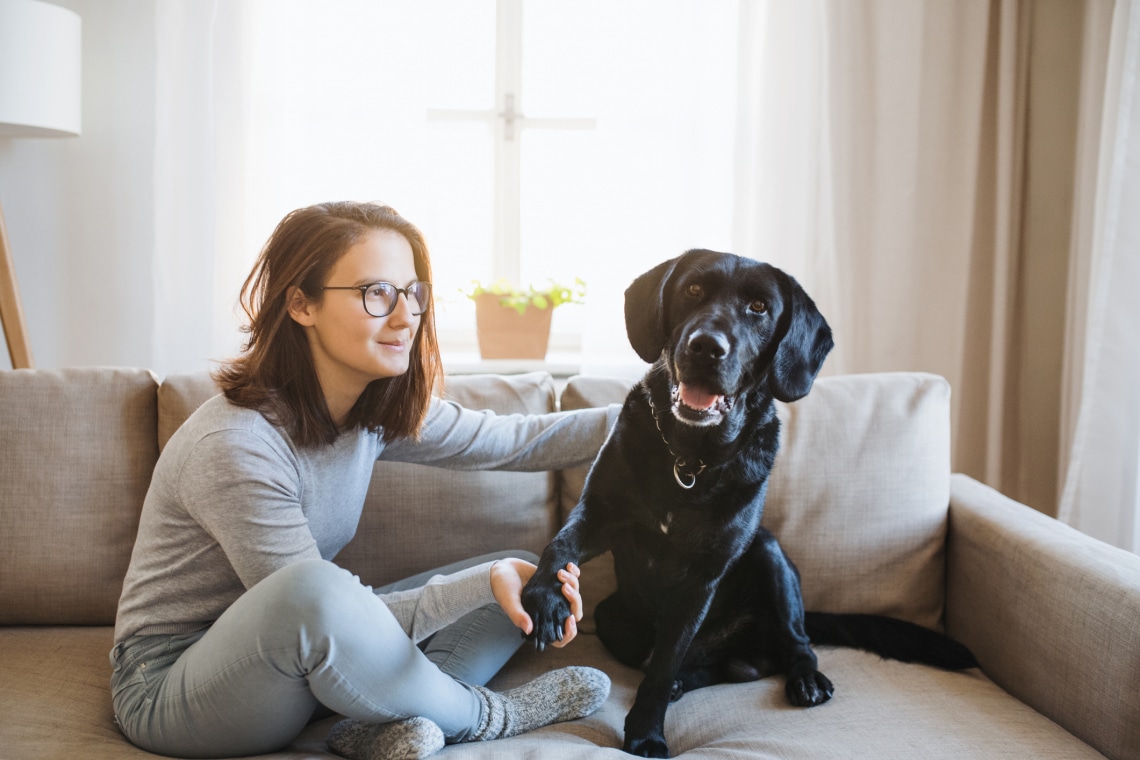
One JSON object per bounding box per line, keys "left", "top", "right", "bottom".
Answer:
{"left": 473, "top": 293, "right": 553, "bottom": 359}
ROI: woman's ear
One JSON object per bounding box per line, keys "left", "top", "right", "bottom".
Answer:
{"left": 287, "top": 286, "right": 317, "bottom": 327}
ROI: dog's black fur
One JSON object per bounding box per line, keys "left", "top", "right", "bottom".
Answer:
{"left": 521, "top": 250, "right": 977, "bottom": 758}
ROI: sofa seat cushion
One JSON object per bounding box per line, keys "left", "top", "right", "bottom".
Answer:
{"left": 0, "top": 627, "right": 1100, "bottom": 759}
{"left": 477, "top": 639, "right": 1105, "bottom": 759}
{"left": 560, "top": 372, "right": 952, "bottom": 630}
{"left": 0, "top": 626, "right": 340, "bottom": 759}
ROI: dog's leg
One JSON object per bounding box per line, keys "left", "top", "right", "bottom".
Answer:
{"left": 521, "top": 498, "right": 608, "bottom": 649}
{"left": 595, "top": 591, "right": 655, "bottom": 670}
{"left": 752, "top": 530, "right": 834, "bottom": 707}
{"left": 622, "top": 581, "right": 718, "bottom": 758}
{"left": 668, "top": 665, "right": 722, "bottom": 702}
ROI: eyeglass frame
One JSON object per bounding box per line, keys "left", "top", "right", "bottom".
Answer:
{"left": 319, "top": 281, "right": 432, "bottom": 318}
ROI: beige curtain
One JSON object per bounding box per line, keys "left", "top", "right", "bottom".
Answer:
{"left": 737, "top": 0, "right": 1113, "bottom": 518}
{"left": 153, "top": 0, "right": 255, "bottom": 375}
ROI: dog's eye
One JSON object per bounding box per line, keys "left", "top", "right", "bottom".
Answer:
{"left": 749, "top": 300, "right": 768, "bottom": 314}
{"left": 687, "top": 284, "right": 703, "bottom": 298}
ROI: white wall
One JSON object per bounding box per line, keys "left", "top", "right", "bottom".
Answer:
{"left": 0, "top": 0, "right": 156, "bottom": 370}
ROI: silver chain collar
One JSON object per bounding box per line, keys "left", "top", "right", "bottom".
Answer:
{"left": 645, "top": 391, "right": 707, "bottom": 489}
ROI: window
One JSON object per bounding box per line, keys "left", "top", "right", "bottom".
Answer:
{"left": 244, "top": 0, "right": 740, "bottom": 368}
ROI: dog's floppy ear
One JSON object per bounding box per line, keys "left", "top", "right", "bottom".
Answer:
{"left": 624, "top": 254, "right": 684, "bottom": 363}
{"left": 769, "top": 269, "right": 834, "bottom": 402}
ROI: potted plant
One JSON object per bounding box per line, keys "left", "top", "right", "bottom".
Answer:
{"left": 464, "top": 278, "right": 586, "bottom": 359}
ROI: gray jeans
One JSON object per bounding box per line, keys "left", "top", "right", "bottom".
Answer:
{"left": 109, "top": 551, "right": 534, "bottom": 758}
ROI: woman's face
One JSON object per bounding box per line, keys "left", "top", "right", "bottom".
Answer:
{"left": 289, "top": 229, "right": 422, "bottom": 415}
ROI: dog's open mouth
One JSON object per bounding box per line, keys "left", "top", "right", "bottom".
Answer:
{"left": 672, "top": 382, "right": 733, "bottom": 426}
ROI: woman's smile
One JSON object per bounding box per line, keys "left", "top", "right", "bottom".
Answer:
{"left": 378, "top": 336, "right": 410, "bottom": 352}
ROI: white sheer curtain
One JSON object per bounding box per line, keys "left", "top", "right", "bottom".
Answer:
{"left": 1059, "top": 0, "right": 1140, "bottom": 552}
{"left": 731, "top": 0, "right": 844, "bottom": 366}
{"left": 153, "top": 0, "right": 254, "bottom": 374}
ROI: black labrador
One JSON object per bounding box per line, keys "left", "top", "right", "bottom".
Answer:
{"left": 521, "top": 250, "right": 976, "bottom": 758}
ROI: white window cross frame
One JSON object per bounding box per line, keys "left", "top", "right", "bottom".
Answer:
{"left": 426, "top": 0, "right": 596, "bottom": 286}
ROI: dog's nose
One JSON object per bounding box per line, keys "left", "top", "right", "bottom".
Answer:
{"left": 687, "top": 330, "right": 730, "bottom": 361}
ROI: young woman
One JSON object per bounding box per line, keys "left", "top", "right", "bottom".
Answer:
{"left": 110, "top": 202, "right": 616, "bottom": 760}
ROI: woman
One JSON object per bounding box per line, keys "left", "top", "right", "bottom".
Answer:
{"left": 110, "top": 201, "right": 615, "bottom": 760}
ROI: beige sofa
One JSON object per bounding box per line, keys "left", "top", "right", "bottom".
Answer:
{"left": 1, "top": 367, "right": 1138, "bottom": 760}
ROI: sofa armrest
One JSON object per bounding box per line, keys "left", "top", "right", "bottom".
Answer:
{"left": 946, "top": 474, "right": 1140, "bottom": 760}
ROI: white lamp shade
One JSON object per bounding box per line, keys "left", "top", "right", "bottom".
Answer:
{"left": 0, "top": 0, "right": 81, "bottom": 137}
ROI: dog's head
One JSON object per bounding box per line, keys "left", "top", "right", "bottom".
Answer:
{"left": 625, "top": 249, "right": 833, "bottom": 426}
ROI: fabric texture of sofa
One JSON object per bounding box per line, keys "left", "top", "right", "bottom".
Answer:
{"left": 1, "top": 367, "right": 1138, "bottom": 760}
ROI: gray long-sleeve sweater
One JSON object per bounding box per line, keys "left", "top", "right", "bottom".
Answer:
{"left": 113, "top": 393, "right": 618, "bottom": 646}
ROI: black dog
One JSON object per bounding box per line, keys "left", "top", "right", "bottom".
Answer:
{"left": 521, "top": 250, "right": 976, "bottom": 758}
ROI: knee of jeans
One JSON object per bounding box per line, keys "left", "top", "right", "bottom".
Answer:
{"left": 266, "top": 560, "right": 378, "bottom": 638}
{"left": 495, "top": 548, "right": 539, "bottom": 565}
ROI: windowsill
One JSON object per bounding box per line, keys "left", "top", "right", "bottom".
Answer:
{"left": 441, "top": 351, "right": 647, "bottom": 381}
{"left": 441, "top": 352, "right": 584, "bottom": 378}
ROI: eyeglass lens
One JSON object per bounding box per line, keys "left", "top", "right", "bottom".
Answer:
{"left": 364, "top": 282, "right": 431, "bottom": 317}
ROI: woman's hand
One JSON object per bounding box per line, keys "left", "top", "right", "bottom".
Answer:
{"left": 491, "top": 558, "right": 583, "bottom": 648}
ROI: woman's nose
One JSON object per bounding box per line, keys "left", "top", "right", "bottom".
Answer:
{"left": 386, "top": 290, "right": 416, "bottom": 326}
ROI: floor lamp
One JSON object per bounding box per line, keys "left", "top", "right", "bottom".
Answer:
{"left": 0, "top": 0, "right": 82, "bottom": 369}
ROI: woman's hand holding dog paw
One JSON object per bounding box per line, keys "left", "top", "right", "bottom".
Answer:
{"left": 492, "top": 558, "right": 582, "bottom": 648}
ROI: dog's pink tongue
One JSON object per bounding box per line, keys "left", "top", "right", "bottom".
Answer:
{"left": 679, "top": 383, "right": 721, "bottom": 411}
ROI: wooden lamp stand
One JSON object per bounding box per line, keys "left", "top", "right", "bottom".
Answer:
{"left": 0, "top": 203, "right": 33, "bottom": 369}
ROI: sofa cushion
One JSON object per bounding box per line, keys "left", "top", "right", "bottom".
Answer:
{"left": 157, "top": 371, "right": 222, "bottom": 451}
{"left": 0, "top": 368, "right": 159, "bottom": 625}
{"left": 0, "top": 626, "right": 341, "bottom": 760}
{"left": 560, "top": 372, "right": 951, "bottom": 630}
{"left": 0, "top": 627, "right": 1103, "bottom": 760}
{"left": 157, "top": 371, "right": 560, "bottom": 588}
{"left": 473, "top": 638, "right": 1104, "bottom": 759}
{"left": 337, "top": 372, "right": 560, "bottom": 587}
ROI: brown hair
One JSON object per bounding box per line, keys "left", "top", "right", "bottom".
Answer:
{"left": 213, "top": 201, "right": 442, "bottom": 447}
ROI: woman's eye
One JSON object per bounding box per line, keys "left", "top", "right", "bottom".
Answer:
{"left": 687, "top": 284, "right": 703, "bottom": 297}
{"left": 749, "top": 300, "right": 768, "bottom": 314}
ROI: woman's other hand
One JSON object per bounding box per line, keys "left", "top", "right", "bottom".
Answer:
{"left": 491, "top": 558, "right": 582, "bottom": 648}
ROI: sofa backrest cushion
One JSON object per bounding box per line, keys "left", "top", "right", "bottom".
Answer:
{"left": 156, "top": 371, "right": 560, "bottom": 589}
{"left": 157, "top": 373, "right": 222, "bottom": 452}
{"left": 560, "top": 371, "right": 951, "bottom": 630}
{"left": 337, "top": 372, "right": 560, "bottom": 586}
{"left": 0, "top": 368, "right": 159, "bottom": 625}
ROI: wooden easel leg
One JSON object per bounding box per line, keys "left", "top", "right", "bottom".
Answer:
{"left": 0, "top": 201, "right": 34, "bottom": 369}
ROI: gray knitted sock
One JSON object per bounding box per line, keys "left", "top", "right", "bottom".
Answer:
{"left": 466, "top": 666, "right": 611, "bottom": 742}
{"left": 327, "top": 716, "right": 445, "bottom": 760}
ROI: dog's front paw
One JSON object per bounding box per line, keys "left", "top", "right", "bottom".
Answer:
{"left": 624, "top": 732, "right": 671, "bottom": 758}
{"left": 785, "top": 668, "right": 834, "bottom": 707}
{"left": 520, "top": 575, "right": 572, "bottom": 652}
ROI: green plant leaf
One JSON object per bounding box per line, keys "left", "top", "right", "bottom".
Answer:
{"left": 462, "top": 276, "right": 586, "bottom": 310}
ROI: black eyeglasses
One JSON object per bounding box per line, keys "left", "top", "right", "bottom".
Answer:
{"left": 321, "top": 281, "right": 432, "bottom": 318}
